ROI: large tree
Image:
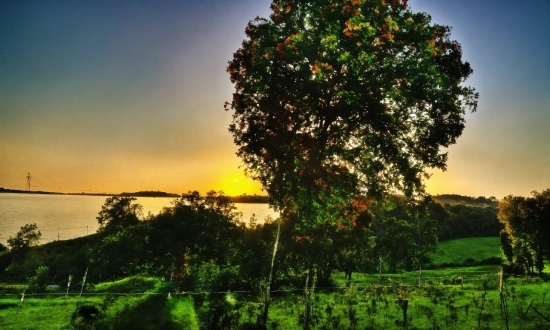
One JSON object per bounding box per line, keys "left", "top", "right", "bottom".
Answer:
{"left": 96, "top": 196, "right": 142, "bottom": 234}
{"left": 226, "top": 1, "right": 477, "bottom": 327}
{"left": 226, "top": 0, "right": 477, "bottom": 221}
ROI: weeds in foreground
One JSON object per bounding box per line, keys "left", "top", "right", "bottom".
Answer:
{"left": 2, "top": 272, "right": 550, "bottom": 329}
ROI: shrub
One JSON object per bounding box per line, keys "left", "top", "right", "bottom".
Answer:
{"left": 27, "top": 266, "right": 50, "bottom": 292}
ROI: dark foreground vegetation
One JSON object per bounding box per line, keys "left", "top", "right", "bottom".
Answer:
{"left": 1, "top": 190, "right": 549, "bottom": 329}
{"left": 0, "top": 192, "right": 502, "bottom": 286}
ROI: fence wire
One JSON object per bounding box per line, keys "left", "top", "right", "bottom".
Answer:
{"left": 1, "top": 271, "right": 534, "bottom": 300}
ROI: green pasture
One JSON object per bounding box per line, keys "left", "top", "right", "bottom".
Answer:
{"left": 429, "top": 236, "right": 501, "bottom": 266}
{"left": 1, "top": 237, "right": 538, "bottom": 330}
{"left": 0, "top": 277, "right": 198, "bottom": 330}
{"left": 266, "top": 270, "right": 550, "bottom": 330}
{"left": 334, "top": 265, "right": 500, "bottom": 288}
{"left": 2, "top": 267, "right": 550, "bottom": 329}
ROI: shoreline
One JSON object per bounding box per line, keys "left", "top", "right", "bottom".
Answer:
{"left": 0, "top": 188, "right": 269, "bottom": 203}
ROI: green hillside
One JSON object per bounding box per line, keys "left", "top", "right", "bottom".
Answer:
{"left": 429, "top": 236, "right": 501, "bottom": 266}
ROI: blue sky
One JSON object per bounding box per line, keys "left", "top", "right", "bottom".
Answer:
{"left": 0, "top": 0, "right": 548, "bottom": 198}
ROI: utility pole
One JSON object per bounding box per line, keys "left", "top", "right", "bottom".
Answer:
{"left": 26, "top": 172, "right": 32, "bottom": 191}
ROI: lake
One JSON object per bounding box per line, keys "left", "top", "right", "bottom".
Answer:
{"left": 0, "top": 193, "right": 279, "bottom": 245}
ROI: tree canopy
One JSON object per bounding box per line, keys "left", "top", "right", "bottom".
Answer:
{"left": 226, "top": 0, "right": 478, "bottom": 223}
{"left": 7, "top": 223, "right": 41, "bottom": 253}
{"left": 96, "top": 196, "right": 142, "bottom": 234}
{"left": 498, "top": 189, "right": 550, "bottom": 275}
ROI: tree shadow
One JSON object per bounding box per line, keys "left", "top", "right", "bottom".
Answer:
{"left": 108, "top": 293, "right": 197, "bottom": 329}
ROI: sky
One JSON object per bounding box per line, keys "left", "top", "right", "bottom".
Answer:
{"left": 0, "top": 0, "right": 548, "bottom": 198}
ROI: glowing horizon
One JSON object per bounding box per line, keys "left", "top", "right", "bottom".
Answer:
{"left": 1, "top": 1, "right": 548, "bottom": 200}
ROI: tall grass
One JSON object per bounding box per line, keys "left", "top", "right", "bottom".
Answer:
{"left": 2, "top": 268, "right": 550, "bottom": 329}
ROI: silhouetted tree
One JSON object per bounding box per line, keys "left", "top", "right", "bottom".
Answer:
{"left": 227, "top": 2, "right": 477, "bottom": 326}
{"left": 226, "top": 0, "right": 478, "bottom": 216}
{"left": 148, "top": 191, "right": 243, "bottom": 278}
{"left": 96, "top": 196, "right": 142, "bottom": 234}
{"left": 92, "top": 223, "right": 153, "bottom": 281}
{"left": 7, "top": 223, "right": 41, "bottom": 253}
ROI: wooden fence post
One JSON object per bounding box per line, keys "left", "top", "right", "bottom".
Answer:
{"left": 17, "top": 290, "right": 25, "bottom": 314}
{"left": 499, "top": 267, "right": 503, "bottom": 294}
{"left": 66, "top": 274, "right": 72, "bottom": 301}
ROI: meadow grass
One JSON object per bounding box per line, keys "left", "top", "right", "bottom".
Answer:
{"left": 264, "top": 271, "right": 550, "bottom": 330}
{"left": 429, "top": 236, "right": 501, "bottom": 265}
{"left": 93, "top": 276, "right": 161, "bottom": 293}
{"left": 333, "top": 265, "right": 500, "bottom": 288}
{"left": 0, "top": 276, "right": 199, "bottom": 330}
{"left": 2, "top": 267, "right": 550, "bottom": 329}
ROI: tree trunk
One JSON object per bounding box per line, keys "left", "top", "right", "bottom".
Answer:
{"left": 402, "top": 299, "right": 409, "bottom": 329}
{"left": 262, "top": 217, "right": 282, "bottom": 327}
{"left": 389, "top": 258, "right": 396, "bottom": 274}
{"left": 304, "top": 272, "right": 310, "bottom": 330}
{"left": 303, "top": 266, "right": 317, "bottom": 330}
{"left": 345, "top": 269, "right": 352, "bottom": 287}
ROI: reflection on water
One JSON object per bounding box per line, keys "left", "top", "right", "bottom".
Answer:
{"left": 0, "top": 193, "right": 279, "bottom": 245}
{"left": 233, "top": 202, "right": 279, "bottom": 223}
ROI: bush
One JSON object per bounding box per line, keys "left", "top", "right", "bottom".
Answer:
{"left": 27, "top": 266, "right": 50, "bottom": 292}
{"left": 194, "top": 262, "right": 248, "bottom": 329}
{"left": 6, "top": 249, "right": 46, "bottom": 281}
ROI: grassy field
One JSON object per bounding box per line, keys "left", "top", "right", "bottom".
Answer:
{"left": 3, "top": 237, "right": 549, "bottom": 329}
{"left": 0, "top": 277, "right": 199, "bottom": 330}
{"left": 266, "top": 271, "right": 550, "bottom": 329}
{"left": 429, "top": 236, "right": 501, "bottom": 266}
{"left": 2, "top": 266, "right": 550, "bottom": 329}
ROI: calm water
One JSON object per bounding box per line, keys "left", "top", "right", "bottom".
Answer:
{"left": 0, "top": 193, "right": 278, "bottom": 245}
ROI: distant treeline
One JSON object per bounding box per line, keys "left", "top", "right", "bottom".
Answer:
{"left": 225, "top": 194, "right": 502, "bottom": 240}
{"left": 1, "top": 186, "right": 501, "bottom": 241}
{"left": 120, "top": 191, "right": 180, "bottom": 198}
{"left": 228, "top": 194, "right": 269, "bottom": 203}
{"left": 0, "top": 187, "right": 113, "bottom": 196}
{"left": 0, "top": 192, "right": 503, "bottom": 288}
{"left": 431, "top": 194, "right": 498, "bottom": 207}
{"left": 120, "top": 192, "right": 270, "bottom": 202}
{"left": 0, "top": 187, "right": 61, "bottom": 195}
{"left": 0, "top": 187, "right": 271, "bottom": 203}
{"left": 118, "top": 191, "right": 270, "bottom": 202}
{"left": 427, "top": 201, "right": 500, "bottom": 241}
